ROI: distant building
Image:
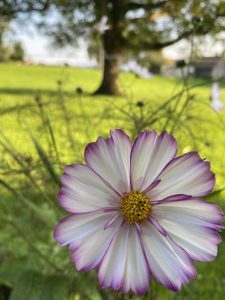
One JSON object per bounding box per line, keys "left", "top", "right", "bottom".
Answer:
{"left": 161, "top": 60, "right": 194, "bottom": 78}
{"left": 161, "top": 57, "right": 225, "bottom": 80}
{"left": 193, "top": 57, "right": 225, "bottom": 80}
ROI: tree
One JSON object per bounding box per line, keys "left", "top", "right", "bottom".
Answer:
{"left": 0, "top": 21, "right": 11, "bottom": 62}
{"left": 10, "top": 41, "right": 25, "bottom": 61}
{"left": 1, "top": 0, "right": 225, "bottom": 95}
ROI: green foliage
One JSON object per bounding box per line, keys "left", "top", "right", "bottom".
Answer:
{"left": 204, "top": 188, "right": 225, "bottom": 201}
{"left": 0, "top": 21, "right": 24, "bottom": 62}
{"left": 2, "top": 1, "right": 225, "bottom": 94}
{"left": 9, "top": 271, "right": 68, "bottom": 300}
{"left": 0, "top": 63, "right": 224, "bottom": 300}
{"left": 0, "top": 22, "right": 10, "bottom": 62}
{"left": 0, "top": 45, "right": 11, "bottom": 62}
{"left": 2, "top": 1, "right": 225, "bottom": 64}
{"left": 30, "top": 133, "right": 61, "bottom": 186}
{"left": 10, "top": 42, "right": 25, "bottom": 62}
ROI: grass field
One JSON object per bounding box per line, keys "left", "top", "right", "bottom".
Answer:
{"left": 1, "top": 63, "right": 225, "bottom": 184}
{"left": 0, "top": 63, "right": 225, "bottom": 300}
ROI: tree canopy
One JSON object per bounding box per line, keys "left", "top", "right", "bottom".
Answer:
{"left": 1, "top": 0, "right": 225, "bottom": 94}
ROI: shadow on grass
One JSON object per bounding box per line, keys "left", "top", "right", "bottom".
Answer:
{"left": 0, "top": 88, "right": 60, "bottom": 97}
{"left": 0, "top": 88, "right": 93, "bottom": 98}
{"left": 0, "top": 88, "right": 95, "bottom": 116}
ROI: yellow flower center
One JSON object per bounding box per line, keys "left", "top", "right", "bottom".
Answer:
{"left": 120, "top": 191, "right": 152, "bottom": 223}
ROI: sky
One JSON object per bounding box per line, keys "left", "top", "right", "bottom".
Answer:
{"left": 8, "top": 18, "right": 225, "bottom": 67}
{"left": 10, "top": 28, "right": 186, "bottom": 66}
{"left": 9, "top": 19, "right": 97, "bottom": 67}
{"left": 13, "top": 31, "right": 97, "bottom": 67}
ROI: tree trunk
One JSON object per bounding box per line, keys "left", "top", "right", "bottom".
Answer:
{"left": 94, "top": 0, "right": 124, "bottom": 96}
{"left": 94, "top": 48, "right": 122, "bottom": 95}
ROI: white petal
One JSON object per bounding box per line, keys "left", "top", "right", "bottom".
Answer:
{"left": 98, "top": 224, "right": 150, "bottom": 295}
{"left": 152, "top": 199, "right": 224, "bottom": 261}
{"left": 85, "top": 129, "right": 132, "bottom": 194}
{"left": 70, "top": 214, "right": 123, "bottom": 271}
{"left": 59, "top": 164, "right": 119, "bottom": 213}
{"left": 141, "top": 221, "right": 196, "bottom": 291}
{"left": 54, "top": 211, "right": 118, "bottom": 246}
{"left": 131, "top": 131, "right": 177, "bottom": 191}
{"left": 148, "top": 152, "right": 215, "bottom": 200}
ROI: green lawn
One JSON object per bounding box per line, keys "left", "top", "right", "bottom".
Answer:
{"left": 0, "top": 63, "right": 224, "bottom": 300}
{"left": 1, "top": 63, "right": 225, "bottom": 185}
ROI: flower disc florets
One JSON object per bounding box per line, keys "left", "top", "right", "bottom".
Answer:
{"left": 120, "top": 191, "right": 152, "bottom": 223}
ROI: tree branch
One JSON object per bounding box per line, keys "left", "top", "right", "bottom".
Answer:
{"left": 142, "top": 31, "right": 193, "bottom": 50}
{"left": 126, "top": 0, "right": 169, "bottom": 11}
{"left": 1, "top": 0, "right": 52, "bottom": 15}
{"left": 126, "top": 24, "right": 214, "bottom": 50}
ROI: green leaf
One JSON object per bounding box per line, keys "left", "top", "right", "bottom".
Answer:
{"left": 40, "top": 275, "right": 68, "bottom": 300}
{"left": 203, "top": 188, "right": 225, "bottom": 201}
{"left": 9, "top": 270, "right": 42, "bottom": 300}
{"left": 9, "top": 270, "right": 68, "bottom": 300}
{"left": 0, "top": 258, "right": 28, "bottom": 286}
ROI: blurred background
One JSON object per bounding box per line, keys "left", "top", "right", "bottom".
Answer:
{"left": 0, "top": 1, "right": 225, "bottom": 300}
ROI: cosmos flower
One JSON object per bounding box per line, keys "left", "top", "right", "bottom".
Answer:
{"left": 210, "top": 82, "right": 224, "bottom": 113}
{"left": 54, "top": 130, "right": 224, "bottom": 295}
